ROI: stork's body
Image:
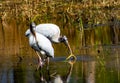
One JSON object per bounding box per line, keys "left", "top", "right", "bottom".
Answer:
{"left": 32, "top": 23, "right": 75, "bottom": 60}
{"left": 35, "top": 24, "right": 60, "bottom": 43}
{"left": 25, "top": 22, "right": 76, "bottom": 63}
{"left": 28, "top": 32, "right": 54, "bottom": 58}
{"left": 25, "top": 23, "right": 67, "bottom": 43}
{"left": 25, "top": 23, "right": 54, "bottom": 70}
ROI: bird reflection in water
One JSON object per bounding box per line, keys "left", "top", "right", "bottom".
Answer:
{"left": 36, "top": 60, "right": 75, "bottom": 83}
{"left": 53, "top": 60, "right": 75, "bottom": 83}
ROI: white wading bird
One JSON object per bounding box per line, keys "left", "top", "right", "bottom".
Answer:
{"left": 25, "top": 22, "right": 67, "bottom": 43}
{"left": 25, "top": 22, "right": 54, "bottom": 70}
{"left": 25, "top": 22, "right": 76, "bottom": 60}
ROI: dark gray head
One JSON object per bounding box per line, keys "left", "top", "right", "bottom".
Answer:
{"left": 59, "top": 35, "right": 68, "bottom": 45}
{"left": 59, "top": 35, "right": 73, "bottom": 55}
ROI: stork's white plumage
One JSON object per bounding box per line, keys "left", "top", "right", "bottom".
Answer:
{"left": 27, "top": 32, "right": 54, "bottom": 58}
{"left": 25, "top": 23, "right": 67, "bottom": 43}
{"left": 35, "top": 24, "right": 60, "bottom": 43}
{"left": 25, "top": 22, "right": 54, "bottom": 70}
{"left": 25, "top": 22, "right": 76, "bottom": 63}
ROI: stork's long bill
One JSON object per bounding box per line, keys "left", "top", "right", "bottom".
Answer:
{"left": 61, "top": 36, "right": 73, "bottom": 55}
{"left": 64, "top": 38, "right": 77, "bottom": 61}
{"left": 65, "top": 40, "right": 73, "bottom": 55}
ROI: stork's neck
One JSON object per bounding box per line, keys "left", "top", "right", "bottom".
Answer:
{"left": 30, "top": 27, "right": 36, "bottom": 36}
{"left": 30, "top": 22, "right": 37, "bottom": 41}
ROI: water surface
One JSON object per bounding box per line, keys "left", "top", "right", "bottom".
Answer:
{"left": 0, "top": 45, "right": 120, "bottom": 83}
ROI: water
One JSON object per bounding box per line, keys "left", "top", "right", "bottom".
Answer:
{"left": 0, "top": 20, "right": 120, "bottom": 83}
{"left": 0, "top": 23, "right": 120, "bottom": 83}
{"left": 0, "top": 45, "right": 120, "bottom": 83}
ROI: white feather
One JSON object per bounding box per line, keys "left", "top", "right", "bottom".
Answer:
{"left": 27, "top": 32, "right": 54, "bottom": 58}
{"left": 25, "top": 23, "right": 60, "bottom": 43}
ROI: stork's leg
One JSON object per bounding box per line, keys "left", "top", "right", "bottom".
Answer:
{"left": 35, "top": 51, "right": 44, "bottom": 70}
{"left": 46, "top": 57, "right": 50, "bottom": 70}
{"left": 45, "top": 57, "right": 51, "bottom": 80}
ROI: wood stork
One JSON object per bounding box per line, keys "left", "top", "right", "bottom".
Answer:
{"left": 25, "top": 22, "right": 76, "bottom": 60}
{"left": 25, "top": 23, "right": 67, "bottom": 43}
{"left": 25, "top": 22, "right": 54, "bottom": 70}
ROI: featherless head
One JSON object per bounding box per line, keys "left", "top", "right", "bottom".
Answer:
{"left": 59, "top": 35, "right": 68, "bottom": 43}
{"left": 63, "top": 36, "right": 68, "bottom": 41}
{"left": 62, "top": 36, "right": 69, "bottom": 46}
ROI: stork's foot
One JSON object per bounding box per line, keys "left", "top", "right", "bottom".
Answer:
{"left": 66, "top": 54, "right": 77, "bottom": 63}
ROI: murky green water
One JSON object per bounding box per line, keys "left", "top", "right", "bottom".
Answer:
{"left": 0, "top": 46, "right": 120, "bottom": 83}
{"left": 0, "top": 23, "right": 120, "bottom": 83}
